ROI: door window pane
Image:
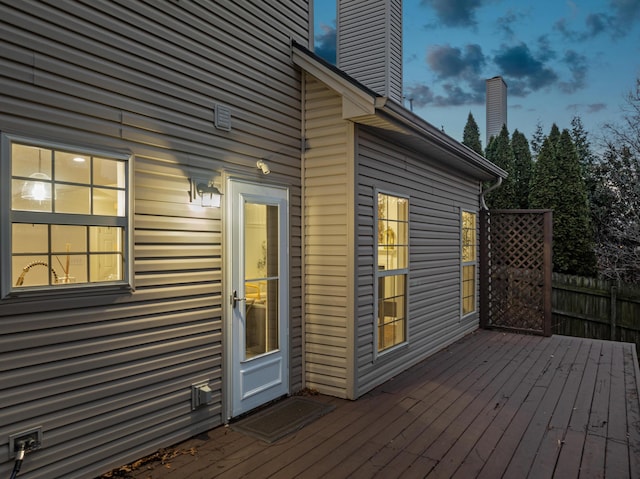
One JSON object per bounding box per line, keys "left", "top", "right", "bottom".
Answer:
{"left": 244, "top": 202, "right": 280, "bottom": 359}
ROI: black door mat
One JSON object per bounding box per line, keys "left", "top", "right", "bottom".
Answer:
{"left": 230, "top": 397, "right": 335, "bottom": 443}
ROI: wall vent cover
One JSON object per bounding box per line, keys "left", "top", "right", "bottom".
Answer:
{"left": 214, "top": 104, "right": 232, "bottom": 131}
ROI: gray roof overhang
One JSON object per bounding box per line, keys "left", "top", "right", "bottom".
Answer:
{"left": 291, "top": 41, "right": 507, "bottom": 182}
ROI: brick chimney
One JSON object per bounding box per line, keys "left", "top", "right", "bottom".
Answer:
{"left": 337, "top": 0, "right": 403, "bottom": 104}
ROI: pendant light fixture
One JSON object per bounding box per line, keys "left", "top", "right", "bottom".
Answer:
{"left": 21, "top": 149, "right": 52, "bottom": 201}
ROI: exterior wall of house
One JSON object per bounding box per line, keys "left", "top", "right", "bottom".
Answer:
{"left": 300, "top": 71, "right": 484, "bottom": 400}
{"left": 0, "top": 2, "right": 307, "bottom": 478}
{"left": 302, "top": 74, "right": 355, "bottom": 399}
{"left": 355, "top": 127, "right": 481, "bottom": 397}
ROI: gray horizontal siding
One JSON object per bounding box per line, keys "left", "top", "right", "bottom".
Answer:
{"left": 0, "top": 1, "right": 307, "bottom": 478}
{"left": 355, "top": 127, "right": 481, "bottom": 397}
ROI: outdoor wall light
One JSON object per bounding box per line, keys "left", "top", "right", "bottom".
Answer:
{"left": 256, "top": 159, "right": 271, "bottom": 175}
{"left": 190, "top": 178, "right": 222, "bottom": 208}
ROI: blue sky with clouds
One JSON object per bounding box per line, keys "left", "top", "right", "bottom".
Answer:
{"left": 314, "top": 0, "right": 640, "bottom": 147}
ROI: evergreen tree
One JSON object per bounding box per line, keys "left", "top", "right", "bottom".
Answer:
{"left": 553, "top": 129, "right": 597, "bottom": 275}
{"left": 462, "top": 112, "right": 483, "bottom": 155}
{"left": 530, "top": 121, "right": 545, "bottom": 160}
{"left": 570, "top": 115, "right": 599, "bottom": 239}
{"left": 484, "top": 124, "right": 517, "bottom": 208}
{"left": 529, "top": 123, "right": 562, "bottom": 206}
{"left": 511, "top": 129, "right": 532, "bottom": 209}
{"left": 547, "top": 123, "right": 561, "bottom": 146}
{"left": 529, "top": 133, "right": 557, "bottom": 211}
{"left": 530, "top": 126, "right": 596, "bottom": 275}
{"left": 570, "top": 115, "right": 597, "bottom": 173}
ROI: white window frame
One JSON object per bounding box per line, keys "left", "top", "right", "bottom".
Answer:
{"left": 1, "top": 134, "right": 133, "bottom": 299}
{"left": 374, "top": 189, "right": 410, "bottom": 357}
{"left": 461, "top": 209, "right": 478, "bottom": 317}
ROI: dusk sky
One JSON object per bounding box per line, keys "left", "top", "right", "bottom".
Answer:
{"left": 314, "top": 0, "right": 640, "bottom": 147}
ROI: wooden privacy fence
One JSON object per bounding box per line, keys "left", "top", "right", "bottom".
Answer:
{"left": 553, "top": 273, "right": 640, "bottom": 348}
{"left": 480, "top": 209, "right": 553, "bottom": 336}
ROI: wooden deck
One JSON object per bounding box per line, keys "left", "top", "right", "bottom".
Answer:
{"left": 109, "top": 330, "right": 640, "bottom": 478}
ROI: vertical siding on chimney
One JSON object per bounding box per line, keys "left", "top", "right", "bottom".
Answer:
{"left": 486, "top": 76, "right": 508, "bottom": 144}
{"left": 337, "top": 0, "right": 403, "bottom": 104}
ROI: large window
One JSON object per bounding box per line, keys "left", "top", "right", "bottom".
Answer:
{"left": 462, "top": 211, "right": 477, "bottom": 315}
{"left": 3, "top": 136, "right": 130, "bottom": 296}
{"left": 376, "top": 192, "right": 409, "bottom": 353}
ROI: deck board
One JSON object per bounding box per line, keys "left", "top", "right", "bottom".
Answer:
{"left": 624, "top": 344, "right": 640, "bottom": 478}
{"left": 502, "top": 335, "right": 584, "bottom": 478}
{"left": 527, "top": 338, "right": 591, "bottom": 479}
{"left": 107, "top": 331, "right": 640, "bottom": 479}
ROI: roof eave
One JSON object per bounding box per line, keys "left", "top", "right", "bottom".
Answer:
{"left": 291, "top": 41, "right": 507, "bottom": 181}
{"left": 377, "top": 99, "right": 508, "bottom": 180}
{"left": 291, "top": 41, "right": 376, "bottom": 119}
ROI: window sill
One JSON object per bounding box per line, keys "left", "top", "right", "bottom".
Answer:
{"left": 2, "top": 282, "right": 133, "bottom": 302}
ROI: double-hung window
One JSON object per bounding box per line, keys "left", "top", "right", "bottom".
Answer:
{"left": 461, "top": 210, "right": 477, "bottom": 315}
{"left": 2, "top": 135, "right": 130, "bottom": 297}
{"left": 376, "top": 192, "right": 409, "bottom": 353}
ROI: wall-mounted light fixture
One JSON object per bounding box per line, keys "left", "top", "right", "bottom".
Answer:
{"left": 256, "top": 159, "right": 270, "bottom": 175}
{"left": 190, "top": 177, "right": 222, "bottom": 208}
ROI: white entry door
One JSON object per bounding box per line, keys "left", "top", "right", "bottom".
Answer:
{"left": 228, "top": 179, "right": 289, "bottom": 417}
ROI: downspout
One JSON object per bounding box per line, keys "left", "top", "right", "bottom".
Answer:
{"left": 480, "top": 177, "right": 502, "bottom": 210}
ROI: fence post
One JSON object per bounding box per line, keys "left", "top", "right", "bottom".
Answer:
{"left": 611, "top": 284, "right": 617, "bottom": 340}
{"left": 543, "top": 211, "right": 553, "bottom": 337}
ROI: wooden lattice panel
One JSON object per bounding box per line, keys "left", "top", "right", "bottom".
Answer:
{"left": 480, "top": 210, "right": 552, "bottom": 336}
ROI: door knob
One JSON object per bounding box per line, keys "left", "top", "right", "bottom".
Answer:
{"left": 232, "top": 290, "right": 246, "bottom": 308}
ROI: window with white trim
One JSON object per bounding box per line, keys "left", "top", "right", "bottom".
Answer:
{"left": 3, "top": 136, "right": 130, "bottom": 295}
{"left": 376, "top": 192, "right": 409, "bottom": 353}
{"left": 462, "top": 210, "right": 477, "bottom": 315}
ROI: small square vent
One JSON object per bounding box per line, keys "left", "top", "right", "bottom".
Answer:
{"left": 214, "top": 103, "right": 231, "bottom": 131}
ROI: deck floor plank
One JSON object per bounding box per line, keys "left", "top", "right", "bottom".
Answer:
{"left": 521, "top": 338, "right": 592, "bottom": 479}
{"left": 111, "top": 331, "right": 640, "bottom": 479}
{"left": 553, "top": 340, "right": 602, "bottom": 478}
{"left": 624, "top": 345, "right": 640, "bottom": 478}
{"left": 450, "top": 335, "right": 560, "bottom": 479}
{"left": 475, "top": 336, "right": 575, "bottom": 479}
{"left": 580, "top": 433, "right": 606, "bottom": 479}
{"left": 235, "top": 398, "right": 373, "bottom": 478}
{"left": 406, "top": 333, "right": 527, "bottom": 456}
{"left": 389, "top": 333, "right": 524, "bottom": 457}
{"left": 429, "top": 335, "right": 546, "bottom": 478}
{"left": 423, "top": 335, "right": 538, "bottom": 465}
{"left": 502, "top": 336, "right": 581, "bottom": 478}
